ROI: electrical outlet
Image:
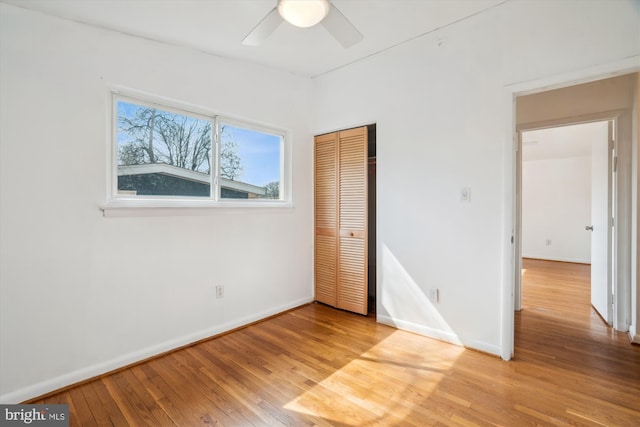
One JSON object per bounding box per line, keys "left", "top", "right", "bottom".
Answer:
{"left": 428, "top": 288, "right": 439, "bottom": 303}
{"left": 216, "top": 285, "right": 224, "bottom": 299}
{"left": 545, "top": 239, "right": 552, "bottom": 246}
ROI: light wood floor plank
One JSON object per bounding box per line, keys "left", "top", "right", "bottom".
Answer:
{"left": 33, "top": 259, "right": 639, "bottom": 425}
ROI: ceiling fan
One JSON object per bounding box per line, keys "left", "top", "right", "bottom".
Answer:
{"left": 242, "top": 0, "right": 363, "bottom": 48}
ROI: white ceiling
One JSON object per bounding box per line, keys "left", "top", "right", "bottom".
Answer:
{"left": 1, "top": 0, "right": 505, "bottom": 77}
{"left": 522, "top": 121, "right": 609, "bottom": 162}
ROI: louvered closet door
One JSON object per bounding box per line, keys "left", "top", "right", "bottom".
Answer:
{"left": 314, "top": 133, "right": 338, "bottom": 306}
{"left": 338, "top": 127, "right": 368, "bottom": 315}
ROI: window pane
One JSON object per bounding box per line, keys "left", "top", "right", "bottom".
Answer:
{"left": 219, "top": 123, "right": 282, "bottom": 200}
{"left": 116, "top": 101, "right": 212, "bottom": 197}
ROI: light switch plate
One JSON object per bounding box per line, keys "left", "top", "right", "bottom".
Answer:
{"left": 460, "top": 187, "right": 471, "bottom": 203}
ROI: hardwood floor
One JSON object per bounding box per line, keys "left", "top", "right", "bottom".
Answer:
{"left": 33, "top": 259, "right": 639, "bottom": 426}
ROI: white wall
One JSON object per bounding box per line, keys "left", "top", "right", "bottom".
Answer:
{"left": 0, "top": 4, "right": 314, "bottom": 402}
{"left": 313, "top": 0, "right": 639, "bottom": 356}
{"left": 522, "top": 156, "right": 591, "bottom": 263}
{"left": 516, "top": 74, "right": 637, "bottom": 124}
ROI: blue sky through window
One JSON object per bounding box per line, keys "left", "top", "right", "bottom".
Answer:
{"left": 116, "top": 100, "right": 212, "bottom": 174}
{"left": 222, "top": 124, "right": 281, "bottom": 187}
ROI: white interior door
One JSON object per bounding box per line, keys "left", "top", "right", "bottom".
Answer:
{"left": 589, "top": 120, "right": 613, "bottom": 324}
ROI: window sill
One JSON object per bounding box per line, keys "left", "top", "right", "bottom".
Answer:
{"left": 100, "top": 199, "right": 293, "bottom": 217}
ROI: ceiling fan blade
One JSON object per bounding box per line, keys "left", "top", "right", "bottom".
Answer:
{"left": 321, "top": 3, "right": 363, "bottom": 48}
{"left": 242, "top": 7, "right": 283, "bottom": 46}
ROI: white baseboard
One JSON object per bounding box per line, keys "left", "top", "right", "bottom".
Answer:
{"left": 0, "top": 297, "right": 314, "bottom": 404}
{"left": 376, "top": 315, "right": 500, "bottom": 357}
{"left": 629, "top": 324, "right": 639, "bottom": 344}
{"left": 522, "top": 255, "right": 590, "bottom": 264}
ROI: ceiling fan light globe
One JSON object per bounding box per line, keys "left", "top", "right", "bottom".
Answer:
{"left": 278, "top": 0, "right": 330, "bottom": 28}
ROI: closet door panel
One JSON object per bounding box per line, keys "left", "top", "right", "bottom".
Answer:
{"left": 337, "top": 127, "right": 368, "bottom": 315}
{"left": 314, "top": 133, "right": 338, "bottom": 306}
{"left": 316, "top": 235, "right": 336, "bottom": 305}
{"left": 338, "top": 236, "right": 366, "bottom": 313}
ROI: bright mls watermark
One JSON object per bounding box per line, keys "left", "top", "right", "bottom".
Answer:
{"left": 0, "top": 405, "right": 68, "bottom": 426}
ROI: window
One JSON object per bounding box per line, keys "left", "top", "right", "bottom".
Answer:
{"left": 219, "top": 121, "right": 282, "bottom": 200}
{"left": 111, "top": 94, "right": 287, "bottom": 205}
{"left": 116, "top": 99, "right": 213, "bottom": 198}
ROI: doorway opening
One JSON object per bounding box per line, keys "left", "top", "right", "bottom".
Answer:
{"left": 519, "top": 120, "right": 613, "bottom": 324}
{"left": 368, "top": 124, "right": 377, "bottom": 315}
{"left": 512, "top": 72, "right": 637, "bottom": 360}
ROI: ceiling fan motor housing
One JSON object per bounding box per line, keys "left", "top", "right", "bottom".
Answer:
{"left": 277, "top": 0, "right": 331, "bottom": 28}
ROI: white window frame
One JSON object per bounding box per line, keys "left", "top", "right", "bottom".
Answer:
{"left": 103, "top": 90, "right": 292, "bottom": 213}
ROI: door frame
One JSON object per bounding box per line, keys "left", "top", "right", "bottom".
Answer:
{"left": 515, "top": 116, "right": 616, "bottom": 324}
{"left": 500, "top": 58, "right": 639, "bottom": 361}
